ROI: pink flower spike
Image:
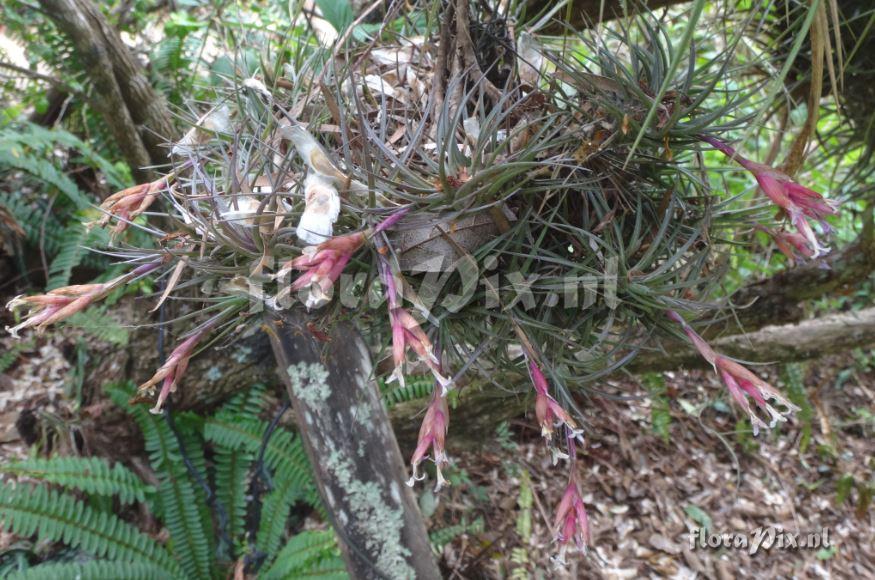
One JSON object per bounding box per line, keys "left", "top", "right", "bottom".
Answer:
{"left": 281, "top": 232, "right": 365, "bottom": 309}
{"left": 760, "top": 226, "right": 816, "bottom": 265}
{"left": 370, "top": 207, "right": 411, "bottom": 236}
{"left": 90, "top": 176, "right": 168, "bottom": 238}
{"left": 666, "top": 310, "right": 718, "bottom": 365}
{"left": 401, "top": 310, "right": 451, "bottom": 392}
{"left": 406, "top": 392, "right": 450, "bottom": 491}
{"left": 789, "top": 212, "right": 829, "bottom": 258}
{"left": 4, "top": 262, "right": 161, "bottom": 338}
{"left": 138, "top": 330, "right": 205, "bottom": 414}
{"left": 377, "top": 250, "right": 451, "bottom": 391}
{"left": 667, "top": 309, "right": 800, "bottom": 435}
{"left": 527, "top": 360, "right": 580, "bottom": 445}
{"left": 700, "top": 134, "right": 837, "bottom": 257}
{"left": 715, "top": 356, "right": 799, "bottom": 435}
{"left": 552, "top": 474, "right": 591, "bottom": 563}
{"left": 387, "top": 308, "right": 407, "bottom": 387}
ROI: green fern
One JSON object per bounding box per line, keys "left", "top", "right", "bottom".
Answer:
{"left": 9, "top": 124, "right": 130, "bottom": 189}
{"left": 0, "top": 147, "right": 89, "bottom": 210}
{"left": 429, "top": 517, "right": 485, "bottom": 552}
{"left": 205, "top": 412, "right": 320, "bottom": 556}
{"left": 0, "top": 124, "right": 122, "bottom": 285}
{"left": 380, "top": 375, "right": 434, "bottom": 407}
{"left": 7, "top": 560, "right": 173, "bottom": 580}
{"left": 2, "top": 456, "right": 153, "bottom": 504}
{"left": 210, "top": 384, "right": 264, "bottom": 541}
{"left": 261, "top": 529, "right": 347, "bottom": 580}
{"left": 1, "top": 384, "right": 337, "bottom": 577}
{"left": 0, "top": 485, "right": 182, "bottom": 578}
{"left": 204, "top": 416, "right": 314, "bottom": 494}
{"left": 45, "top": 221, "right": 86, "bottom": 290}
{"left": 64, "top": 307, "right": 130, "bottom": 346}
{"left": 216, "top": 383, "right": 268, "bottom": 421}
{"left": 0, "top": 191, "right": 67, "bottom": 257}
{"left": 116, "top": 397, "right": 214, "bottom": 580}
{"left": 256, "top": 469, "right": 309, "bottom": 558}
{"left": 0, "top": 340, "right": 31, "bottom": 373}
{"left": 215, "top": 445, "right": 252, "bottom": 541}
{"left": 0, "top": 124, "right": 129, "bottom": 190}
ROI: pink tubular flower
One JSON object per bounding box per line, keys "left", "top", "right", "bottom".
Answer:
{"left": 138, "top": 329, "right": 207, "bottom": 414}
{"left": 757, "top": 225, "right": 815, "bottom": 265}
{"left": 667, "top": 310, "right": 799, "bottom": 435}
{"left": 5, "top": 262, "right": 162, "bottom": 338}
{"left": 407, "top": 391, "right": 450, "bottom": 491}
{"left": 553, "top": 473, "right": 591, "bottom": 563}
{"left": 701, "top": 135, "right": 837, "bottom": 257}
{"left": 379, "top": 253, "right": 451, "bottom": 392}
{"left": 528, "top": 360, "right": 579, "bottom": 444}
{"left": 90, "top": 177, "right": 168, "bottom": 238}
{"left": 5, "top": 284, "right": 111, "bottom": 338}
{"left": 281, "top": 231, "right": 365, "bottom": 309}
{"left": 279, "top": 209, "right": 410, "bottom": 310}
{"left": 388, "top": 307, "right": 452, "bottom": 392}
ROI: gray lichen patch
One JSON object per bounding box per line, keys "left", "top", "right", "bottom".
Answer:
{"left": 232, "top": 344, "right": 253, "bottom": 363}
{"left": 349, "top": 403, "right": 373, "bottom": 432}
{"left": 205, "top": 366, "right": 222, "bottom": 382}
{"left": 286, "top": 362, "right": 331, "bottom": 407}
{"left": 325, "top": 450, "right": 414, "bottom": 578}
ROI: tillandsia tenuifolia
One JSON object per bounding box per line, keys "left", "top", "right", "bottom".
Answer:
{"left": 3, "top": 1, "right": 841, "bottom": 561}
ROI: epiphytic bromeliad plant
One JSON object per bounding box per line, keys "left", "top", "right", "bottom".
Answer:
{"left": 4, "top": 0, "right": 843, "bottom": 568}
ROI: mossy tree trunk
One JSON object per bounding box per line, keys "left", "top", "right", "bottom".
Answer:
{"left": 264, "top": 309, "right": 440, "bottom": 580}
{"left": 37, "top": 0, "right": 175, "bottom": 179}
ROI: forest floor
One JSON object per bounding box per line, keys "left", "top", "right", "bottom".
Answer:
{"left": 1, "top": 329, "right": 874, "bottom": 578}
{"left": 436, "top": 357, "right": 875, "bottom": 578}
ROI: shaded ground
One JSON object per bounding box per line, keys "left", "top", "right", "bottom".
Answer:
{"left": 1, "top": 329, "right": 873, "bottom": 578}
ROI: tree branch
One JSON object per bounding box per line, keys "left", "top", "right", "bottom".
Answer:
{"left": 630, "top": 306, "right": 875, "bottom": 372}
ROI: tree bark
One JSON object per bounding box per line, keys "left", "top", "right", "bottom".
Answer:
{"left": 37, "top": 0, "right": 175, "bottom": 178}
{"left": 263, "top": 310, "right": 440, "bottom": 580}
{"left": 629, "top": 306, "right": 875, "bottom": 372}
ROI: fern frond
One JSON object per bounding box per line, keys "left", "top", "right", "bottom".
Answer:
{"left": 46, "top": 222, "right": 86, "bottom": 290}
{"left": 291, "top": 558, "right": 349, "bottom": 579}
{"left": 261, "top": 530, "right": 347, "bottom": 580}
{"left": 14, "top": 124, "right": 130, "bottom": 189}
{"left": 0, "top": 192, "right": 66, "bottom": 256}
{"left": 0, "top": 340, "right": 31, "bottom": 373}
{"left": 255, "top": 471, "right": 306, "bottom": 558}
{"left": 204, "top": 416, "right": 313, "bottom": 492}
{"left": 7, "top": 560, "right": 173, "bottom": 580}
{"left": 218, "top": 384, "right": 268, "bottom": 420}
{"left": 64, "top": 307, "right": 130, "bottom": 346}
{"left": 0, "top": 484, "right": 182, "bottom": 578}
{"left": 0, "top": 148, "right": 90, "bottom": 210}
{"left": 430, "top": 517, "right": 485, "bottom": 552}
{"left": 0, "top": 124, "right": 130, "bottom": 190}
{"left": 109, "top": 388, "right": 213, "bottom": 580}
{"left": 3, "top": 456, "right": 153, "bottom": 504}
{"left": 214, "top": 446, "right": 252, "bottom": 541}
{"left": 380, "top": 375, "right": 434, "bottom": 407}
{"left": 205, "top": 413, "right": 319, "bottom": 557}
